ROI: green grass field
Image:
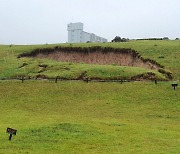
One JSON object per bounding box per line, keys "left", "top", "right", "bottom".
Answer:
{"left": 0, "top": 40, "right": 179, "bottom": 153}
{"left": 0, "top": 40, "right": 180, "bottom": 80}
{"left": 0, "top": 80, "right": 179, "bottom": 153}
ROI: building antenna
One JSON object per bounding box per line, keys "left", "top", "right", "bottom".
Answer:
{"left": 71, "top": 16, "right": 74, "bottom": 22}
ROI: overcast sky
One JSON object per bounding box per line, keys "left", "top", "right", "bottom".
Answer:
{"left": 0, "top": 0, "right": 180, "bottom": 44}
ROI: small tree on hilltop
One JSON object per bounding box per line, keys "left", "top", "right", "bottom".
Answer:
{"left": 112, "top": 36, "right": 129, "bottom": 42}
{"left": 163, "top": 37, "right": 169, "bottom": 40}
{"left": 112, "top": 36, "right": 122, "bottom": 42}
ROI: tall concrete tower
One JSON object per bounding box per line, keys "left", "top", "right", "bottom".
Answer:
{"left": 67, "top": 22, "right": 83, "bottom": 43}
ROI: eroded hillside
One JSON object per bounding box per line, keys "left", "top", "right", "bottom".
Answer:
{"left": 18, "top": 46, "right": 172, "bottom": 80}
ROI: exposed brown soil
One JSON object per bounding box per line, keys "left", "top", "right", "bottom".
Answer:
{"left": 18, "top": 46, "right": 164, "bottom": 71}
{"left": 37, "top": 51, "right": 160, "bottom": 70}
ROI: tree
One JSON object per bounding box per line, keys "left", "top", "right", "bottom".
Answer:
{"left": 111, "top": 36, "right": 129, "bottom": 42}
{"left": 112, "top": 36, "right": 121, "bottom": 42}
{"left": 163, "top": 37, "right": 169, "bottom": 40}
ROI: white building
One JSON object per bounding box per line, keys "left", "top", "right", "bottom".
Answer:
{"left": 67, "top": 22, "right": 108, "bottom": 43}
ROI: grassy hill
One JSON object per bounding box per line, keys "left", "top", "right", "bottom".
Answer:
{"left": 0, "top": 40, "right": 179, "bottom": 80}
{"left": 0, "top": 80, "right": 179, "bottom": 153}
{"left": 0, "top": 40, "right": 179, "bottom": 153}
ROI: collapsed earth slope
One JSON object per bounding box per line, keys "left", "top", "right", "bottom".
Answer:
{"left": 18, "top": 46, "right": 172, "bottom": 80}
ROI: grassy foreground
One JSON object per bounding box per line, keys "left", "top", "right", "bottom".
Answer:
{"left": 0, "top": 80, "right": 179, "bottom": 153}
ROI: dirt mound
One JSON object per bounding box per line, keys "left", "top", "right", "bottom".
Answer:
{"left": 18, "top": 46, "right": 165, "bottom": 71}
